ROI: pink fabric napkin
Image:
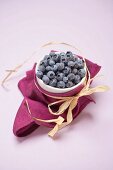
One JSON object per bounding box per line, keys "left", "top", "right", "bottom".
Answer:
{"left": 13, "top": 58, "right": 101, "bottom": 137}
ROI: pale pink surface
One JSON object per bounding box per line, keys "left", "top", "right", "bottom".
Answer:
{"left": 0, "top": 0, "right": 113, "bottom": 170}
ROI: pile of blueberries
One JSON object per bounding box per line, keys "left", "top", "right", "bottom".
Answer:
{"left": 36, "top": 51, "right": 86, "bottom": 88}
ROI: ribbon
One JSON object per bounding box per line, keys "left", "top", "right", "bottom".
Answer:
{"left": 25, "top": 67, "right": 109, "bottom": 138}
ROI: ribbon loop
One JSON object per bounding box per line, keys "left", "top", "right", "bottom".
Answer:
{"left": 48, "top": 97, "right": 74, "bottom": 115}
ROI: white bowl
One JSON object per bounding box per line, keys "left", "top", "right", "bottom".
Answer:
{"left": 35, "top": 50, "right": 86, "bottom": 93}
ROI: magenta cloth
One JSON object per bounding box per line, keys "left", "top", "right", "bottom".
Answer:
{"left": 13, "top": 58, "right": 101, "bottom": 137}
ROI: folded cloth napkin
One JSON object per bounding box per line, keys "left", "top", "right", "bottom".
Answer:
{"left": 13, "top": 58, "right": 101, "bottom": 137}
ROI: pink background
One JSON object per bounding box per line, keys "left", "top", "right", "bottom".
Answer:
{"left": 0, "top": 0, "right": 113, "bottom": 170}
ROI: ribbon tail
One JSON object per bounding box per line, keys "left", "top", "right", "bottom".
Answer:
{"left": 89, "top": 85, "right": 110, "bottom": 93}
{"left": 48, "top": 124, "right": 59, "bottom": 137}
{"left": 79, "top": 85, "right": 110, "bottom": 97}
{"left": 48, "top": 116, "right": 64, "bottom": 137}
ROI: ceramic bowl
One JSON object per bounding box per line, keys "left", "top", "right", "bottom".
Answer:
{"left": 35, "top": 50, "right": 86, "bottom": 93}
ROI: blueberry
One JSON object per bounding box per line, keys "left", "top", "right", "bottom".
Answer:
{"left": 56, "top": 63, "right": 64, "bottom": 71}
{"left": 77, "top": 58, "right": 84, "bottom": 68}
{"left": 60, "top": 52, "right": 66, "bottom": 59}
{"left": 78, "top": 69, "right": 86, "bottom": 78}
{"left": 52, "top": 65, "right": 58, "bottom": 72}
{"left": 74, "top": 75, "right": 81, "bottom": 84}
{"left": 60, "top": 55, "right": 67, "bottom": 64}
{"left": 67, "top": 52, "right": 76, "bottom": 61}
{"left": 67, "top": 73, "right": 75, "bottom": 81}
{"left": 72, "top": 68, "right": 77, "bottom": 75}
{"left": 49, "top": 60, "right": 55, "bottom": 66}
{"left": 49, "top": 52, "right": 55, "bottom": 57}
{"left": 44, "top": 55, "right": 51, "bottom": 60}
{"left": 63, "top": 66, "right": 71, "bottom": 75}
{"left": 77, "top": 58, "right": 82, "bottom": 62}
{"left": 47, "top": 71, "right": 55, "bottom": 79}
{"left": 70, "top": 54, "right": 76, "bottom": 61}
{"left": 78, "top": 63, "right": 84, "bottom": 69}
{"left": 42, "top": 75, "right": 50, "bottom": 85}
{"left": 46, "top": 66, "right": 52, "bottom": 71}
{"left": 52, "top": 54, "right": 60, "bottom": 62}
{"left": 36, "top": 70, "right": 43, "bottom": 79}
{"left": 40, "top": 60, "right": 48, "bottom": 67}
{"left": 66, "top": 51, "right": 73, "bottom": 60}
{"left": 78, "top": 62, "right": 84, "bottom": 69}
{"left": 49, "top": 79, "right": 57, "bottom": 87}
{"left": 44, "top": 55, "right": 51, "bottom": 61}
{"left": 66, "top": 81, "right": 74, "bottom": 88}
{"left": 66, "top": 51, "right": 73, "bottom": 57}
{"left": 74, "top": 61, "right": 79, "bottom": 69}
{"left": 60, "top": 52, "right": 66, "bottom": 57}
{"left": 38, "top": 65, "right": 45, "bottom": 72}
{"left": 57, "top": 73, "right": 64, "bottom": 81}
{"left": 68, "top": 61, "right": 75, "bottom": 67}
{"left": 63, "top": 77, "right": 68, "bottom": 83}
{"left": 57, "top": 81, "right": 65, "bottom": 88}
